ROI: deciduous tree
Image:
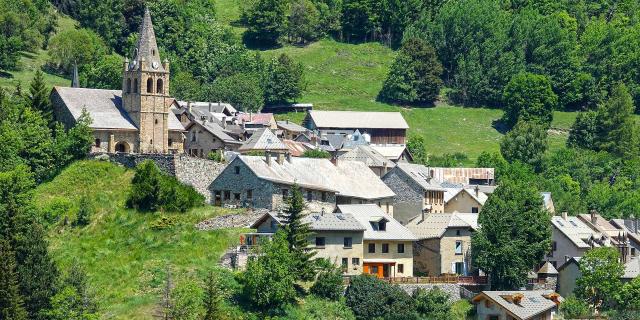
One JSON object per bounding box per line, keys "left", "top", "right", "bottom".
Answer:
{"left": 575, "top": 247, "right": 623, "bottom": 310}
{"left": 502, "top": 72, "right": 557, "bottom": 128}
{"left": 500, "top": 121, "right": 548, "bottom": 171}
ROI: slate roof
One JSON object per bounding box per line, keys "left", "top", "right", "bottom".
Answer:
{"left": 338, "top": 204, "right": 416, "bottom": 241}
{"left": 395, "top": 163, "right": 445, "bottom": 191}
{"left": 405, "top": 212, "right": 478, "bottom": 240}
{"left": 551, "top": 216, "right": 601, "bottom": 249}
{"left": 307, "top": 110, "right": 409, "bottom": 129}
{"left": 239, "top": 128, "right": 289, "bottom": 152}
{"left": 443, "top": 187, "right": 488, "bottom": 205}
{"left": 251, "top": 211, "right": 365, "bottom": 231}
{"left": 537, "top": 261, "right": 558, "bottom": 275}
{"left": 235, "top": 156, "right": 395, "bottom": 200}
{"left": 52, "top": 87, "right": 184, "bottom": 131}
{"left": 370, "top": 145, "right": 408, "bottom": 160}
{"left": 474, "top": 291, "right": 560, "bottom": 320}
{"left": 281, "top": 139, "right": 313, "bottom": 157}
{"left": 131, "top": 7, "right": 165, "bottom": 72}
{"left": 338, "top": 145, "right": 395, "bottom": 168}
{"left": 611, "top": 219, "right": 640, "bottom": 246}
{"left": 623, "top": 257, "right": 640, "bottom": 279}
{"left": 277, "top": 120, "right": 307, "bottom": 133}
{"left": 188, "top": 120, "right": 240, "bottom": 144}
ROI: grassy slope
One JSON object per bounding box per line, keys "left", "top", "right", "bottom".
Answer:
{"left": 0, "top": 14, "right": 76, "bottom": 89}
{"left": 35, "top": 161, "right": 243, "bottom": 319}
{"left": 263, "top": 40, "right": 577, "bottom": 163}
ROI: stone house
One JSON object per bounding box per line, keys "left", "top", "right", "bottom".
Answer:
{"left": 277, "top": 120, "right": 308, "bottom": 140}
{"left": 557, "top": 255, "right": 640, "bottom": 298}
{"left": 238, "top": 128, "right": 289, "bottom": 154}
{"left": 338, "top": 204, "right": 416, "bottom": 278}
{"left": 210, "top": 155, "right": 395, "bottom": 212}
{"left": 405, "top": 212, "right": 478, "bottom": 276}
{"left": 338, "top": 145, "right": 395, "bottom": 177}
{"left": 51, "top": 8, "right": 185, "bottom": 154}
{"left": 381, "top": 163, "right": 447, "bottom": 224}
{"left": 304, "top": 110, "right": 409, "bottom": 145}
{"left": 472, "top": 291, "right": 562, "bottom": 320}
{"left": 184, "top": 119, "right": 241, "bottom": 157}
{"left": 247, "top": 210, "right": 367, "bottom": 276}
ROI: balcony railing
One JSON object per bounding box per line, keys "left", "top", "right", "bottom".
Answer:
{"left": 344, "top": 275, "right": 488, "bottom": 285}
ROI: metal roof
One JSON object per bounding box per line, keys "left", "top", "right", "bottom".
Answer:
{"left": 307, "top": 110, "right": 409, "bottom": 129}
{"left": 235, "top": 156, "right": 395, "bottom": 200}
{"left": 52, "top": 87, "right": 184, "bottom": 131}
{"left": 405, "top": 212, "right": 478, "bottom": 240}
{"left": 474, "top": 291, "right": 560, "bottom": 320}
{"left": 239, "top": 128, "right": 289, "bottom": 152}
{"left": 337, "top": 204, "right": 416, "bottom": 241}
{"left": 338, "top": 145, "right": 395, "bottom": 168}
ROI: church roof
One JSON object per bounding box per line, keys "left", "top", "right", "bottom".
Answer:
{"left": 52, "top": 87, "right": 184, "bottom": 131}
{"left": 130, "top": 7, "right": 165, "bottom": 72}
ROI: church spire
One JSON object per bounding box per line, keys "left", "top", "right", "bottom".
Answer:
{"left": 131, "top": 7, "right": 165, "bottom": 72}
{"left": 71, "top": 61, "right": 80, "bottom": 88}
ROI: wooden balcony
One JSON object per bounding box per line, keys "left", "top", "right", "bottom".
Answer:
{"left": 344, "top": 275, "right": 488, "bottom": 285}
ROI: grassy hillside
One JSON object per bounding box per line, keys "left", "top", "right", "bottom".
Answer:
{"left": 34, "top": 160, "right": 243, "bottom": 319}
{"left": 0, "top": 14, "right": 75, "bottom": 90}
{"left": 264, "top": 40, "right": 577, "bottom": 163}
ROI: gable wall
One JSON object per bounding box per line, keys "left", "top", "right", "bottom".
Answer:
{"left": 445, "top": 191, "right": 483, "bottom": 213}
{"left": 382, "top": 168, "right": 425, "bottom": 224}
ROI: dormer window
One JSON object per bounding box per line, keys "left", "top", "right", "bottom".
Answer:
{"left": 370, "top": 217, "right": 388, "bottom": 231}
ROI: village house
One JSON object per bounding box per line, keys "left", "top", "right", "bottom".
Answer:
{"left": 237, "top": 128, "right": 290, "bottom": 155}
{"left": 405, "top": 212, "right": 478, "bottom": 276}
{"left": 337, "top": 204, "right": 416, "bottom": 278}
{"left": 184, "top": 119, "right": 242, "bottom": 157}
{"left": 472, "top": 291, "right": 562, "bottom": 320}
{"left": 237, "top": 112, "right": 277, "bottom": 130}
{"left": 338, "top": 145, "right": 395, "bottom": 177}
{"left": 370, "top": 145, "right": 413, "bottom": 163}
{"left": 210, "top": 155, "right": 395, "bottom": 212}
{"left": 277, "top": 120, "right": 308, "bottom": 140}
{"left": 246, "top": 210, "right": 366, "bottom": 276}
{"left": 557, "top": 255, "right": 640, "bottom": 297}
{"left": 304, "top": 110, "right": 409, "bottom": 145}
{"left": 547, "top": 212, "right": 602, "bottom": 268}
{"left": 381, "top": 163, "right": 447, "bottom": 224}
{"left": 51, "top": 8, "right": 185, "bottom": 154}
{"left": 443, "top": 187, "right": 487, "bottom": 214}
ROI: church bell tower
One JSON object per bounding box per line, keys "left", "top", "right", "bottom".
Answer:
{"left": 122, "top": 7, "right": 171, "bottom": 153}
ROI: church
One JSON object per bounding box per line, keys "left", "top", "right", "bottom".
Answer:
{"left": 51, "top": 8, "right": 185, "bottom": 154}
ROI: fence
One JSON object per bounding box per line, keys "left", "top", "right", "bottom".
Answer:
{"left": 344, "top": 275, "right": 488, "bottom": 285}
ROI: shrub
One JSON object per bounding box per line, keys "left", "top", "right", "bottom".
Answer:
{"left": 42, "top": 197, "right": 73, "bottom": 225}
{"left": 344, "top": 275, "right": 417, "bottom": 319}
{"left": 127, "top": 160, "right": 204, "bottom": 213}
{"left": 413, "top": 287, "right": 452, "bottom": 320}
{"left": 310, "top": 264, "right": 344, "bottom": 301}
{"left": 74, "top": 195, "right": 92, "bottom": 227}
{"left": 282, "top": 296, "right": 355, "bottom": 320}
{"left": 501, "top": 72, "right": 557, "bottom": 129}
{"left": 302, "top": 149, "right": 331, "bottom": 159}
{"left": 560, "top": 296, "right": 591, "bottom": 319}
{"left": 150, "top": 215, "right": 178, "bottom": 230}
{"left": 171, "top": 279, "right": 204, "bottom": 320}
{"left": 207, "top": 151, "right": 224, "bottom": 163}
{"left": 500, "top": 121, "right": 548, "bottom": 171}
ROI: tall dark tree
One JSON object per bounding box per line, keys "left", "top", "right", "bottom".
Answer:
{"left": 502, "top": 72, "right": 557, "bottom": 128}
{"left": 567, "top": 111, "right": 598, "bottom": 149}
{"left": 243, "top": 0, "right": 288, "bottom": 46}
{"left": 500, "top": 121, "right": 548, "bottom": 171}
{"left": 595, "top": 83, "right": 639, "bottom": 158}
{"left": 27, "top": 70, "right": 52, "bottom": 124}
{"left": 379, "top": 38, "right": 443, "bottom": 105}
{"left": 281, "top": 185, "right": 316, "bottom": 280}
{"left": 0, "top": 239, "right": 28, "bottom": 320}
{"left": 263, "top": 54, "right": 305, "bottom": 105}
{"left": 471, "top": 176, "right": 551, "bottom": 290}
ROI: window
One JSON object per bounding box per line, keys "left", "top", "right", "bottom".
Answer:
{"left": 455, "top": 241, "right": 463, "bottom": 255}
{"left": 95, "top": 138, "right": 101, "bottom": 147}
{"left": 234, "top": 166, "right": 240, "bottom": 174}
{"left": 368, "top": 243, "right": 375, "bottom": 253}
{"left": 397, "top": 243, "right": 405, "bottom": 253}
{"left": 126, "top": 79, "right": 131, "bottom": 93}
{"left": 155, "top": 119, "right": 158, "bottom": 124}
{"left": 382, "top": 243, "right": 389, "bottom": 253}
{"left": 307, "top": 190, "right": 312, "bottom": 201}
{"left": 370, "top": 266, "right": 379, "bottom": 275}
{"left": 315, "top": 237, "right": 325, "bottom": 247}
{"left": 321, "top": 192, "right": 327, "bottom": 202}
{"left": 352, "top": 258, "right": 360, "bottom": 266}
{"left": 379, "top": 220, "right": 387, "bottom": 231}
{"left": 341, "top": 258, "right": 348, "bottom": 269}
{"left": 191, "top": 131, "right": 197, "bottom": 142}
{"left": 247, "top": 189, "right": 253, "bottom": 200}
{"left": 156, "top": 78, "right": 163, "bottom": 93}
{"left": 233, "top": 193, "right": 240, "bottom": 200}
{"left": 633, "top": 248, "right": 637, "bottom": 256}
{"left": 344, "top": 237, "right": 352, "bottom": 248}
{"left": 223, "top": 191, "right": 230, "bottom": 200}
{"left": 455, "top": 262, "right": 464, "bottom": 275}
{"left": 552, "top": 241, "right": 557, "bottom": 251}
{"left": 398, "top": 264, "right": 404, "bottom": 273}
{"left": 471, "top": 207, "right": 479, "bottom": 213}
{"left": 456, "top": 230, "right": 461, "bottom": 236}
{"left": 489, "top": 316, "right": 499, "bottom": 320}
{"left": 168, "top": 139, "right": 172, "bottom": 146}
{"left": 146, "top": 77, "right": 153, "bottom": 93}
{"left": 133, "top": 79, "right": 138, "bottom": 93}
{"left": 282, "top": 189, "right": 289, "bottom": 198}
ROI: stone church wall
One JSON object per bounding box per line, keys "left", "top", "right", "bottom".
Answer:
{"left": 90, "top": 153, "right": 226, "bottom": 202}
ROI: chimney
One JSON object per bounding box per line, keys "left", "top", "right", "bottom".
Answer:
{"left": 562, "top": 211, "right": 568, "bottom": 221}
{"left": 277, "top": 153, "right": 285, "bottom": 165}
{"left": 208, "top": 102, "right": 212, "bottom": 112}
{"left": 266, "top": 152, "right": 272, "bottom": 166}
{"left": 187, "top": 101, "right": 192, "bottom": 114}
{"left": 590, "top": 209, "right": 597, "bottom": 224}
{"left": 474, "top": 185, "right": 480, "bottom": 197}
{"left": 330, "top": 157, "right": 337, "bottom": 166}
{"left": 321, "top": 208, "right": 325, "bottom": 216}
{"left": 222, "top": 116, "right": 227, "bottom": 129}
{"left": 286, "top": 152, "right": 292, "bottom": 163}
{"left": 250, "top": 112, "right": 253, "bottom": 122}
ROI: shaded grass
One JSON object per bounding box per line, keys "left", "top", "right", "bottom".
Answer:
{"left": 35, "top": 161, "right": 243, "bottom": 319}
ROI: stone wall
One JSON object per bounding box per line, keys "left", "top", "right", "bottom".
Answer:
{"left": 382, "top": 168, "right": 425, "bottom": 224}
{"left": 90, "top": 152, "right": 226, "bottom": 202}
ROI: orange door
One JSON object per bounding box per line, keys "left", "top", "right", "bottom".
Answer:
{"left": 363, "top": 263, "right": 384, "bottom": 278}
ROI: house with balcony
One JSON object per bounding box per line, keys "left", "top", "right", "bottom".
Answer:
{"left": 210, "top": 155, "right": 395, "bottom": 213}
{"left": 405, "top": 212, "right": 478, "bottom": 276}
{"left": 338, "top": 204, "right": 416, "bottom": 278}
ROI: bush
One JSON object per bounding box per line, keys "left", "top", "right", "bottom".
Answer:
{"left": 302, "top": 149, "right": 331, "bottom": 159}
{"left": 127, "top": 160, "right": 204, "bottom": 212}
{"left": 560, "top": 296, "right": 591, "bottom": 319}
{"left": 501, "top": 72, "right": 557, "bottom": 129}
{"left": 207, "top": 151, "right": 224, "bottom": 163}
{"left": 413, "top": 287, "right": 452, "bottom": 320}
{"left": 500, "top": 121, "right": 548, "bottom": 171}
{"left": 282, "top": 296, "right": 355, "bottom": 320}
{"left": 41, "top": 197, "right": 73, "bottom": 225}
{"left": 428, "top": 152, "right": 468, "bottom": 167}
{"left": 171, "top": 279, "right": 205, "bottom": 320}
{"left": 310, "top": 265, "right": 344, "bottom": 301}
{"left": 344, "top": 275, "right": 417, "bottom": 320}
{"left": 150, "top": 215, "right": 178, "bottom": 230}
{"left": 74, "top": 195, "right": 92, "bottom": 227}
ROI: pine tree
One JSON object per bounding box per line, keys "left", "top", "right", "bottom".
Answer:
{"left": 75, "top": 195, "right": 92, "bottom": 227}
{"left": 203, "top": 272, "right": 225, "bottom": 320}
{"left": 28, "top": 70, "right": 52, "bottom": 124}
{"left": 595, "top": 83, "right": 639, "bottom": 158}
{"left": 0, "top": 239, "right": 28, "bottom": 320}
{"left": 281, "top": 185, "right": 316, "bottom": 280}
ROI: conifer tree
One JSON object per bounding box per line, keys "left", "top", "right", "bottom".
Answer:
{"left": 0, "top": 239, "right": 28, "bottom": 320}
{"left": 203, "top": 272, "right": 225, "bottom": 320}
{"left": 595, "top": 83, "right": 639, "bottom": 158}
{"left": 27, "top": 70, "right": 52, "bottom": 124}
{"left": 281, "top": 185, "right": 316, "bottom": 280}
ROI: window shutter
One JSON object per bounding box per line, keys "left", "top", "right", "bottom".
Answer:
{"left": 451, "top": 262, "right": 456, "bottom": 273}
